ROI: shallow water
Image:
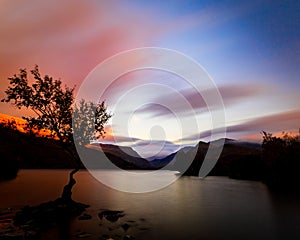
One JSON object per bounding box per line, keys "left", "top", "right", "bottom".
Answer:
{"left": 0, "top": 170, "right": 299, "bottom": 239}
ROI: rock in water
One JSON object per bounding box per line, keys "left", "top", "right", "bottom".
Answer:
{"left": 75, "top": 231, "right": 92, "bottom": 238}
{"left": 13, "top": 198, "right": 89, "bottom": 237}
{"left": 78, "top": 213, "right": 92, "bottom": 220}
{"left": 121, "top": 223, "right": 131, "bottom": 232}
{"left": 98, "top": 210, "right": 125, "bottom": 222}
{"left": 123, "top": 235, "right": 135, "bottom": 240}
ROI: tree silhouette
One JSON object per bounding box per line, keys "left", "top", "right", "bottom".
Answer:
{"left": 2, "top": 65, "right": 74, "bottom": 142}
{"left": 2, "top": 65, "right": 111, "bottom": 167}
{"left": 73, "top": 99, "right": 111, "bottom": 147}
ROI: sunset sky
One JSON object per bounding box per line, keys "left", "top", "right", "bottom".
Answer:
{"left": 0, "top": 1, "right": 299, "bottom": 158}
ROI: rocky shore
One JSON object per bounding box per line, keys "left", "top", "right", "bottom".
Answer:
{"left": 0, "top": 170, "right": 149, "bottom": 239}
{"left": 0, "top": 206, "right": 148, "bottom": 240}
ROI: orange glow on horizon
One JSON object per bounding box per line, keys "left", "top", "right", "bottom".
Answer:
{"left": 0, "top": 113, "right": 58, "bottom": 139}
{"left": 102, "top": 125, "right": 114, "bottom": 141}
{"left": 272, "top": 131, "right": 300, "bottom": 139}
{"left": 1, "top": 113, "right": 298, "bottom": 144}
{"left": 242, "top": 129, "right": 300, "bottom": 143}
{"left": 0, "top": 113, "right": 27, "bottom": 132}
{"left": 240, "top": 134, "right": 262, "bottom": 142}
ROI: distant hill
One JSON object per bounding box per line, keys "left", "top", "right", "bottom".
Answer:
{"left": 223, "top": 139, "right": 261, "bottom": 150}
{"left": 88, "top": 143, "right": 152, "bottom": 169}
{"left": 149, "top": 139, "right": 263, "bottom": 180}
{"left": 0, "top": 125, "right": 154, "bottom": 180}
{"left": 0, "top": 113, "right": 264, "bottom": 181}
{"left": 0, "top": 123, "right": 265, "bottom": 181}
{"left": 149, "top": 152, "right": 176, "bottom": 169}
{"left": 0, "top": 126, "right": 80, "bottom": 170}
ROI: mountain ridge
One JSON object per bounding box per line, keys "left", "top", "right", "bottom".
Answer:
{"left": 0, "top": 117, "right": 264, "bottom": 180}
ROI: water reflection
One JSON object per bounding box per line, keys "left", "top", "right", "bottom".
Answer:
{"left": 268, "top": 191, "right": 300, "bottom": 239}
{"left": 1, "top": 170, "right": 298, "bottom": 239}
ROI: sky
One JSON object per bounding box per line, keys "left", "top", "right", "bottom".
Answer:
{"left": 0, "top": 0, "right": 299, "bottom": 158}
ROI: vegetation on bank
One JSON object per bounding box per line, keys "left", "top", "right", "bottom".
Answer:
{"left": 261, "top": 131, "right": 300, "bottom": 192}
{"left": 0, "top": 121, "right": 19, "bottom": 180}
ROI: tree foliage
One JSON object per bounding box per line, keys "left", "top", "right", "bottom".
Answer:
{"left": 262, "top": 131, "right": 299, "bottom": 164}
{"left": 2, "top": 65, "right": 111, "bottom": 149}
{"left": 261, "top": 131, "right": 300, "bottom": 189}
{"left": 73, "top": 99, "right": 111, "bottom": 146}
{"left": 2, "top": 65, "right": 74, "bottom": 143}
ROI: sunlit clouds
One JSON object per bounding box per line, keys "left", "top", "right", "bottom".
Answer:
{"left": 0, "top": 0, "right": 158, "bottom": 117}
{"left": 0, "top": 0, "right": 299, "bottom": 157}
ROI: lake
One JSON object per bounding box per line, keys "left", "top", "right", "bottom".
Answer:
{"left": 0, "top": 170, "right": 299, "bottom": 239}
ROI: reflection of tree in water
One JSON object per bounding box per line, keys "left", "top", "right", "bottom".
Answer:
{"left": 10, "top": 169, "right": 88, "bottom": 239}
{"left": 57, "top": 168, "right": 80, "bottom": 240}
{"left": 61, "top": 168, "right": 79, "bottom": 203}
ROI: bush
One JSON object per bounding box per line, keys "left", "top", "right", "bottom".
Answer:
{"left": 262, "top": 131, "right": 300, "bottom": 191}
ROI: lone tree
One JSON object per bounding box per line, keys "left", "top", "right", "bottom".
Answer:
{"left": 2, "top": 65, "right": 111, "bottom": 200}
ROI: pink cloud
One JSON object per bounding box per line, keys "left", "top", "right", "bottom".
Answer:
{"left": 0, "top": 0, "right": 158, "bottom": 116}
{"left": 182, "top": 109, "right": 300, "bottom": 142}
{"left": 136, "top": 83, "right": 263, "bottom": 117}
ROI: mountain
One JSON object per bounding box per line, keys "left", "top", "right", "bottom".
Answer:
{"left": 149, "top": 152, "right": 176, "bottom": 169}
{"left": 227, "top": 140, "right": 261, "bottom": 150}
{"left": 88, "top": 143, "right": 152, "bottom": 169}
{"left": 210, "top": 138, "right": 236, "bottom": 146}
{"left": 0, "top": 113, "right": 264, "bottom": 181}
{"left": 149, "top": 144, "right": 205, "bottom": 169}
{"left": 0, "top": 125, "right": 81, "bottom": 170}
{"left": 0, "top": 124, "right": 264, "bottom": 181}
{"left": 148, "top": 139, "right": 263, "bottom": 180}
{"left": 0, "top": 123, "right": 154, "bottom": 178}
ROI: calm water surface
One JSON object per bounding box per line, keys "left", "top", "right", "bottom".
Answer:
{"left": 0, "top": 170, "right": 299, "bottom": 240}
